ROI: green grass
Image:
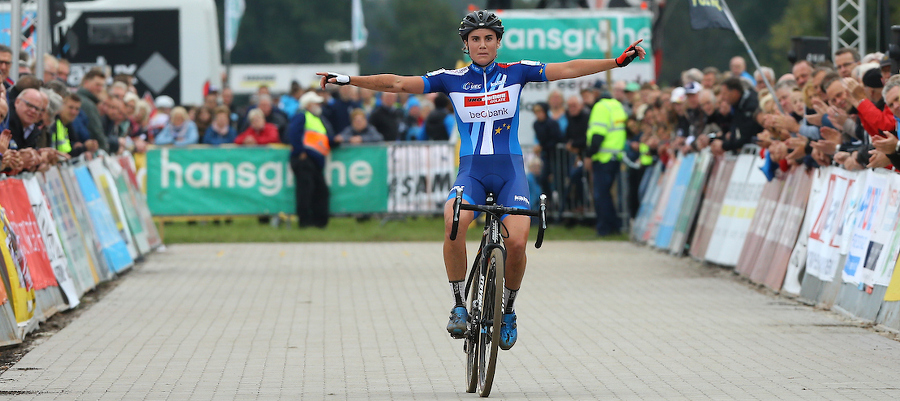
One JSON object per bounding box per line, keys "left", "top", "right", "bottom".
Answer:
{"left": 160, "top": 216, "right": 627, "bottom": 244}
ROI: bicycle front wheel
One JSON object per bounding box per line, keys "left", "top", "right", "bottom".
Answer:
{"left": 478, "top": 247, "right": 504, "bottom": 397}
{"left": 465, "top": 252, "right": 481, "bottom": 393}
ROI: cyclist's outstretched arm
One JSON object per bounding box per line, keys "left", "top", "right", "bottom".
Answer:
{"left": 544, "top": 39, "right": 646, "bottom": 82}
{"left": 316, "top": 72, "right": 425, "bottom": 94}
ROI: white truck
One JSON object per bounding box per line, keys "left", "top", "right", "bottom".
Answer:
{"left": 2, "top": 0, "right": 222, "bottom": 105}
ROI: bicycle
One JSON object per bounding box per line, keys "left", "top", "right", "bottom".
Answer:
{"left": 449, "top": 186, "right": 547, "bottom": 397}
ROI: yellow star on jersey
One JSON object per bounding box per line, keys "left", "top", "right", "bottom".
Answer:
{"left": 539, "top": 67, "right": 543, "bottom": 74}
{"left": 495, "top": 126, "right": 502, "bottom": 135}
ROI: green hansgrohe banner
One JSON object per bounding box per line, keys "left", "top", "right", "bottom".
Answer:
{"left": 495, "top": 10, "right": 652, "bottom": 64}
{"left": 146, "top": 145, "right": 388, "bottom": 216}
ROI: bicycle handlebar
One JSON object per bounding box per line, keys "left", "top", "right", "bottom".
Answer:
{"left": 449, "top": 187, "right": 547, "bottom": 248}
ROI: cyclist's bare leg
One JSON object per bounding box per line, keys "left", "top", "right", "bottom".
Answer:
{"left": 501, "top": 215, "right": 530, "bottom": 290}
{"left": 443, "top": 199, "right": 475, "bottom": 282}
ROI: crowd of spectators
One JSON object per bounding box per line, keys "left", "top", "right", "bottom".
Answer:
{"left": 529, "top": 49, "right": 900, "bottom": 230}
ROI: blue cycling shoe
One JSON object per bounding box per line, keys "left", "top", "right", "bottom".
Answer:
{"left": 499, "top": 312, "right": 517, "bottom": 350}
{"left": 447, "top": 306, "right": 468, "bottom": 338}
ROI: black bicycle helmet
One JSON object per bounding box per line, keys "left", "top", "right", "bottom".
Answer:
{"left": 458, "top": 10, "right": 504, "bottom": 41}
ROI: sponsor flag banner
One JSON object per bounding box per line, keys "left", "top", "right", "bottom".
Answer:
{"left": 689, "top": 0, "right": 734, "bottom": 31}
{"left": 23, "top": 178, "right": 79, "bottom": 308}
{"left": 75, "top": 166, "right": 134, "bottom": 273}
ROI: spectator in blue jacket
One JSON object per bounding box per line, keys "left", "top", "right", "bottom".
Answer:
{"left": 155, "top": 106, "right": 199, "bottom": 146}
{"left": 203, "top": 106, "right": 237, "bottom": 145}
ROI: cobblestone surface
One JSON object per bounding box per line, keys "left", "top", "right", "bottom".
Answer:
{"left": 0, "top": 241, "right": 899, "bottom": 400}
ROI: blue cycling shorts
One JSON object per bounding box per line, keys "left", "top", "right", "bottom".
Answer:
{"left": 447, "top": 154, "right": 531, "bottom": 211}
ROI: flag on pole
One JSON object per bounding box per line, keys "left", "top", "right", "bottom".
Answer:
{"left": 352, "top": 0, "right": 368, "bottom": 50}
{"left": 689, "top": 0, "right": 734, "bottom": 31}
{"left": 224, "top": 0, "right": 246, "bottom": 53}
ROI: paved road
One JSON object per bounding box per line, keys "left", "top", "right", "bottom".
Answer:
{"left": 0, "top": 241, "right": 899, "bottom": 400}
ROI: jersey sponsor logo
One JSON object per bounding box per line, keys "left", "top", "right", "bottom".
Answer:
{"left": 425, "top": 69, "right": 446, "bottom": 77}
{"left": 514, "top": 195, "right": 531, "bottom": 205}
{"left": 520, "top": 60, "right": 541, "bottom": 66}
{"left": 462, "top": 82, "right": 482, "bottom": 90}
{"left": 468, "top": 108, "right": 511, "bottom": 119}
{"left": 450, "top": 84, "right": 522, "bottom": 124}
{"left": 463, "top": 90, "right": 510, "bottom": 107}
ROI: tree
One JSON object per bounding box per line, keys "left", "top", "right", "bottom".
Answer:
{"left": 375, "top": 0, "right": 462, "bottom": 75}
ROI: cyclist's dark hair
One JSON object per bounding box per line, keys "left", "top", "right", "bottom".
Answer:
{"left": 459, "top": 10, "right": 504, "bottom": 41}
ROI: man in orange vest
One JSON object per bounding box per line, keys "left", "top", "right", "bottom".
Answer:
{"left": 287, "top": 91, "right": 334, "bottom": 228}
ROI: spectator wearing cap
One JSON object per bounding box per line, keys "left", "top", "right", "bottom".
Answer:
{"left": 155, "top": 106, "right": 199, "bottom": 146}
{"left": 76, "top": 68, "right": 108, "bottom": 152}
{"left": 835, "top": 47, "right": 861, "bottom": 79}
{"left": 368, "top": 91, "right": 403, "bottom": 141}
{"left": 682, "top": 81, "right": 706, "bottom": 139}
{"left": 150, "top": 95, "right": 175, "bottom": 131}
{"left": 203, "top": 86, "right": 219, "bottom": 110}
{"left": 670, "top": 87, "right": 688, "bottom": 137}
{"left": 203, "top": 106, "right": 237, "bottom": 145}
{"left": 236, "top": 108, "right": 279, "bottom": 145}
{"left": 288, "top": 90, "right": 332, "bottom": 228}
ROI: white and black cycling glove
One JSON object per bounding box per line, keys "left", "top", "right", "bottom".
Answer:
{"left": 326, "top": 72, "right": 351, "bottom": 85}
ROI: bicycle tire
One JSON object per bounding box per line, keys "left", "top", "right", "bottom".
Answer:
{"left": 465, "top": 252, "right": 481, "bottom": 393}
{"left": 478, "top": 247, "right": 504, "bottom": 397}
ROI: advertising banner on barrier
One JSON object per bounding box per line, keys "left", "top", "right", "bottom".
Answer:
{"left": 75, "top": 166, "right": 134, "bottom": 273}
{"left": 0, "top": 180, "right": 59, "bottom": 292}
{"left": 42, "top": 168, "right": 99, "bottom": 293}
{"left": 62, "top": 167, "right": 114, "bottom": 282}
{"left": 736, "top": 177, "right": 783, "bottom": 277}
{"left": 0, "top": 207, "right": 35, "bottom": 325}
{"left": 146, "top": 146, "right": 389, "bottom": 216}
{"left": 655, "top": 153, "right": 695, "bottom": 249}
{"left": 328, "top": 145, "right": 388, "bottom": 214}
{"left": 706, "top": 155, "right": 766, "bottom": 266}
{"left": 89, "top": 159, "right": 140, "bottom": 260}
{"left": 117, "top": 156, "right": 162, "bottom": 249}
{"left": 842, "top": 170, "right": 886, "bottom": 285}
{"left": 104, "top": 159, "right": 151, "bottom": 255}
{"left": 146, "top": 146, "right": 295, "bottom": 216}
{"left": 388, "top": 144, "right": 454, "bottom": 213}
{"left": 887, "top": 259, "right": 900, "bottom": 301}
{"left": 873, "top": 175, "right": 900, "bottom": 288}
{"left": 670, "top": 150, "right": 713, "bottom": 255}
{"left": 764, "top": 168, "right": 812, "bottom": 291}
{"left": 23, "top": 178, "right": 79, "bottom": 308}
{"left": 807, "top": 168, "right": 857, "bottom": 282}
{"left": 691, "top": 157, "right": 732, "bottom": 260}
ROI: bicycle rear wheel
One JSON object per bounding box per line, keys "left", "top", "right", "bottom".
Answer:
{"left": 464, "top": 252, "right": 481, "bottom": 393}
{"left": 477, "top": 247, "right": 504, "bottom": 397}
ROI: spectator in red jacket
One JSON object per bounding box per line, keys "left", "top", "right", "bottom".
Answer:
{"left": 235, "top": 108, "right": 279, "bottom": 145}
